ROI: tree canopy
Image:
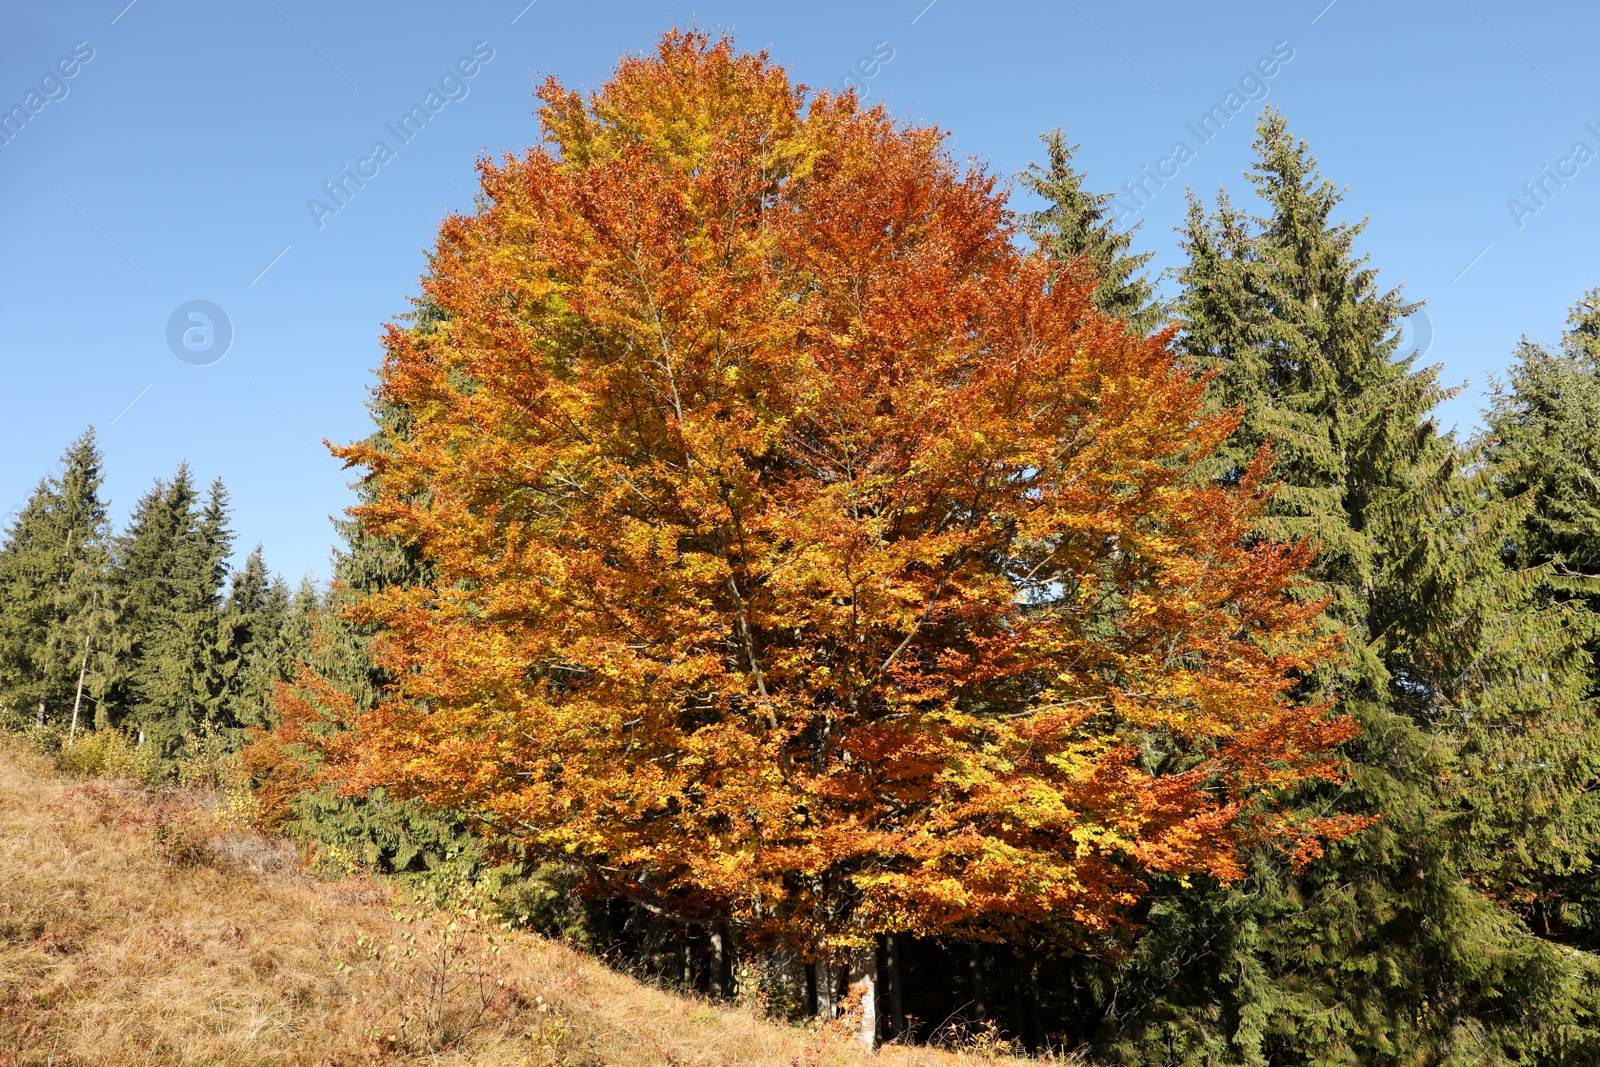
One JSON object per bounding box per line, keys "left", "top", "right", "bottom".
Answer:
{"left": 309, "top": 32, "right": 1361, "bottom": 959}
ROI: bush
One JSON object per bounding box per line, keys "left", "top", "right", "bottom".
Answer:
{"left": 486, "top": 863, "right": 593, "bottom": 942}
{"left": 175, "top": 723, "right": 235, "bottom": 791}
{"left": 23, "top": 723, "right": 64, "bottom": 757}
{"left": 289, "top": 784, "right": 483, "bottom": 877}
{"left": 56, "top": 729, "right": 164, "bottom": 784}
{"left": 0, "top": 701, "right": 30, "bottom": 734}
{"left": 286, "top": 784, "right": 595, "bottom": 943}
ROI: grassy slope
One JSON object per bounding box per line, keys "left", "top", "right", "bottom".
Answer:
{"left": 0, "top": 744, "right": 1041, "bottom": 1066}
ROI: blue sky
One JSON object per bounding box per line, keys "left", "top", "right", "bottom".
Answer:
{"left": 3, "top": 0, "right": 1595, "bottom": 582}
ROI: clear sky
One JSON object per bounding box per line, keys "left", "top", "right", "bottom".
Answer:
{"left": 3, "top": 0, "right": 1595, "bottom": 582}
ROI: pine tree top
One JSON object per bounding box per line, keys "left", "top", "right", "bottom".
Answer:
{"left": 1018, "top": 129, "right": 1162, "bottom": 334}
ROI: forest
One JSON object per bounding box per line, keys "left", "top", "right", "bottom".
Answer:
{"left": 5, "top": 31, "right": 1600, "bottom": 1065}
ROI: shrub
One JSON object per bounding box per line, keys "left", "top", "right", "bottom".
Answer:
{"left": 55, "top": 728, "right": 164, "bottom": 784}
{"left": 175, "top": 722, "right": 235, "bottom": 791}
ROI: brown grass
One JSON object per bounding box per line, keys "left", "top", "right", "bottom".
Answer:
{"left": 0, "top": 742, "right": 1048, "bottom": 1066}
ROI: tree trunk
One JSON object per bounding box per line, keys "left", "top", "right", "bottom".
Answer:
{"left": 875, "top": 937, "right": 889, "bottom": 1043}
{"left": 883, "top": 933, "right": 907, "bottom": 1040}
{"left": 805, "top": 961, "right": 819, "bottom": 1017}
{"left": 812, "top": 958, "right": 840, "bottom": 1019}
{"left": 710, "top": 921, "right": 734, "bottom": 999}
{"left": 709, "top": 924, "right": 725, "bottom": 998}
{"left": 67, "top": 639, "right": 90, "bottom": 748}
{"left": 1069, "top": 967, "right": 1082, "bottom": 1047}
{"left": 1029, "top": 958, "right": 1044, "bottom": 1053}
{"left": 848, "top": 944, "right": 877, "bottom": 1049}
{"left": 968, "top": 944, "right": 986, "bottom": 1023}
{"left": 35, "top": 696, "right": 46, "bottom": 728}
{"left": 1009, "top": 962, "right": 1024, "bottom": 1050}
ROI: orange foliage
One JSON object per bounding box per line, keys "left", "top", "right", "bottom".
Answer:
{"left": 316, "top": 31, "right": 1361, "bottom": 953}
{"left": 240, "top": 676, "right": 354, "bottom": 828}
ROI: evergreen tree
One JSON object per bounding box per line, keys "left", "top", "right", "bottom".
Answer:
{"left": 1018, "top": 129, "right": 1162, "bottom": 332}
{"left": 186, "top": 478, "right": 238, "bottom": 728}
{"left": 58, "top": 549, "right": 116, "bottom": 744}
{"left": 239, "top": 369, "right": 466, "bottom": 874}
{"left": 1068, "top": 109, "right": 1600, "bottom": 1066}
{"left": 1479, "top": 290, "right": 1600, "bottom": 951}
{"left": 222, "top": 547, "right": 315, "bottom": 732}
{"left": 108, "top": 469, "right": 193, "bottom": 740}
{"left": 0, "top": 429, "right": 111, "bottom": 729}
{"left": 1486, "top": 291, "right": 1600, "bottom": 603}
{"left": 107, "top": 467, "right": 235, "bottom": 751}
{"left": 0, "top": 439, "right": 302, "bottom": 762}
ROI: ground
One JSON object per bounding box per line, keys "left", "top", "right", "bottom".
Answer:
{"left": 0, "top": 742, "right": 1051, "bottom": 1066}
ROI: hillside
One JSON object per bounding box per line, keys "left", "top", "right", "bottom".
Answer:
{"left": 0, "top": 743, "right": 1046, "bottom": 1066}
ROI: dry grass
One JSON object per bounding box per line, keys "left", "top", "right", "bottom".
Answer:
{"left": 0, "top": 741, "right": 1048, "bottom": 1066}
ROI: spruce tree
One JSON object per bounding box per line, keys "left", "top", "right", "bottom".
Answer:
{"left": 222, "top": 547, "right": 313, "bottom": 732}
{"left": 108, "top": 467, "right": 236, "bottom": 751}
{"left": 237, "top": 357, "right": 476, "bottom": 874}
{"left": 1479, "top": 291, "right": 1600, "bottom": 951}
{"left": 1018, "top": 129, "right": 1162, "bottom": 332}
{"left": 185, "top": 478, "right": 237, "bottom": 729}
{"left": 1486, "top": 291, "right": 1600, "bottom": 601}
{"left": 0, "top": 429, "right": 111, "bottom": 730}
{"left": 109, "top": 470, "right": 192, "bottom": 741}
{"left": 1072, "top": 110, "right": 1600, "bottom": 1066}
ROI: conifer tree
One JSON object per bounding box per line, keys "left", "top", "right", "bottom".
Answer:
{"left": 1076, "top": 110, "right": 1600, "bottom": 1066}
{"left": 1018, "top": 130, "right": 1162, "bottom": 333}
{"left": 108, "top": 470, "right": 194, "bottom": 741}
{"left": 1486, "top": 290, "right": 1600, "bottom": 605}
{"left": 59, "top": 550, "right": 116, "bottom": 744}
{"left": 0, "top": 440, "right": 299, "bottom": 760}
{"left": 186, "top": 479, "right": 238, "bottom": 728}
{"left": 0, "top": 429, "right": 111, "bottom": 729}
{"left": 1479, "top": 291, "right": 1600, "bottom": 951}
{"left": 108, "top": 467, "right": 236, "bottom": 750}
{"left": 230, "top": 545, "right": 273, "bottom": 619}
{"left": 240, "top": 386, "right": 460, "bottom": 871}
{"left": 220, "top": 546, "right": 291, "bottom": 731}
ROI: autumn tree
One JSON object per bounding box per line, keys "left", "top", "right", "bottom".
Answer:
{"left": 315, "top": 32, "right": 1360, "bottom": 976}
